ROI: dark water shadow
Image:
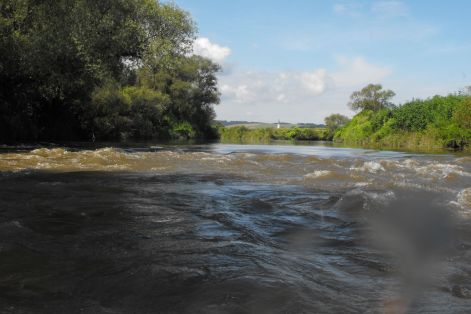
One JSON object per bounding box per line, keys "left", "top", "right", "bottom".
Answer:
{"left": 0, "top": 171, "right": 470, "bottom": 313}
{"left": 0, "top": 171, "right": 343, "bottom": 313}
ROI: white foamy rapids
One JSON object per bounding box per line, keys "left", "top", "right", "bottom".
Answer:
{"left": 304, "top": 170, "right": 332, "bottom": 179}
{"left": 30, "top": 148, "right": 69, "bottom": 157}
{"left": 382, "top": 159, "right": 471, "bottom": 180}
{"left": 0, "top": 148, "right": 143, "bottom": 172}
{"left": 350, "top": 161, "right": 385, "bottom": 173}
{"left": 415, "top": 163, "right": 471, "bottom": 179}
{"left": 0, "top": 147, "right": 469, "bottom": 207}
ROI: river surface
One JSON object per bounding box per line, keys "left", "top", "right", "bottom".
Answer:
{"left": 0, "top": 143, "right": 470, "bottom": 313}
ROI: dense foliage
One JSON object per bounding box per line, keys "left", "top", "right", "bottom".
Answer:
{"left": 348, "top": 84, "right": 396, "bottom": 112}
{"left": 324, "top": 113, "right": 350, "bottom": 140}
{"left": 0, "top": 0, "right": 220, "bottom": 143}
{"left": 335, "top": 93, "right": 471, "bottom": 150}
{"left": 219, "top": 126, "right": 328, "bottom": 143}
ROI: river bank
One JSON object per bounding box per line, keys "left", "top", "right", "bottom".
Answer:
{"left": 334, "top": 94, "right": 471, "bottom": 152}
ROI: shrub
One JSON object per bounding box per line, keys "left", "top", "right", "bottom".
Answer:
{"left": 124, "top": 86, "right": 169, "bottom": 139}
{"left": 392, "top": 100, "right": 431, "bottom": 131}
{"left": 335, "top": 94, "right": 470, "bottom": 150}
{"left": 89, "top": 83, "right": 131, "bottom": 140}
{"left": 453, "top": 97, "right": 471, "bottom": 129}
{"left": 171, "top": 121, "right": 196, "bottom": 139}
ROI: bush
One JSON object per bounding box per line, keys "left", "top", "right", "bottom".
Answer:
{"left": 272, "top": 127, "right": 321, "bottom": 140}
{"left": 335, "top": 94, "right": 471, "bottom": 150}
{"left": 453, "top": 97, "right": 471, "bottom": 129}
{"left": 334, "top": 110, "right": 375, "bottom": 143}
{"left": 371, "top": 109, "right": 393, "bottom": 132}
{"left": 392, "top": 99, "right": 431, "bottom": 131}
{"left": 89, "top": 83, "right": 132, "bottom": 140}
{"left": 124, "top": 86, "right": 169, "bottom": 139}
{"left": 171, "top": 121, "right": 196, "bottom": 139}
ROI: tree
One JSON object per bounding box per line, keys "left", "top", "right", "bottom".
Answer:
{"left": 324, "top": 114, "right": 350, "bottom": 131}
{"left": 348, "top": 84, "right": 396, "bottom": 112}
{"left": 324, "top": 114, "right": 350, "bottom": 139}
{"left": 137, "top": 55, "right": 221, "bottom": 138}
{"left": 0, "top": 0, "right": 198, "bottom": 142}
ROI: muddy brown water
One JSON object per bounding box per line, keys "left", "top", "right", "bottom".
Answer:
{"left": 0, "top": 143, "right": 470, "bottom": 313}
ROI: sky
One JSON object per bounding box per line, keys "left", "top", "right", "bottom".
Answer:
{"left": 171, "top": 0, "right": 471, "bottom": 123}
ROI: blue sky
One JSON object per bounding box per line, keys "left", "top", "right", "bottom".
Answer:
{"left": 172, "top": 0, "right": 471, "bottom": 123}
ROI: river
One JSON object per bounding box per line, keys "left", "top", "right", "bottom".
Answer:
{"left": 0, "top": 143, "right": 470, "bottom": 313}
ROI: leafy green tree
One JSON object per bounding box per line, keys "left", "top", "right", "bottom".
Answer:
{"left": 137, "top": 55, "right": 221, "bottom": 138}
{"left": 124, "top": 86, "right": 170, "bottom": 139}
{"left": 0, "top": 0, "right": 202, "bottom": 143}
{"left": 324, "top": 114, "right": 351, "bottom": 132}
{"left": 87, "top": 82, "right": 132, "bottom": 140}
{"left": 0, "top": 0, "right": 156, "bottom": 141}
{"left": 324, "top": 113, "right": 351, "bottom": 139}
{"left": 348, "top": 84, "right": 396, "bottom": 112}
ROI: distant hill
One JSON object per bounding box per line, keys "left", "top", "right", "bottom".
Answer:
{"left": 216, "top": 120, "right": 265, "bottom": 126}
{"left": 297, "top": 123, "right": 326, "bottom": 128}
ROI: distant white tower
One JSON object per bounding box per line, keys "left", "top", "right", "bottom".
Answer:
{"left": 277, "top": 119, "right": 281, "bottom": 129}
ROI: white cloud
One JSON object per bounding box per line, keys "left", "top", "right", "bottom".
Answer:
{"left": 215, "top": 57, "right": 392, "bottom": 123}
{"left": 193, "top": 37, "right": 231, "bottom": 63}
{"left": 220, "top": 84, "right": 253, "bottom": 103}
{"left": 219, "top": 69, "right": 331, "bottom": 105}
{"left": 300, "top": 69, "right": 329, "bottom": 94}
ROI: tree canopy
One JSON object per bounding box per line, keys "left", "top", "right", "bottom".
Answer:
{"left": 348, "top": 84, "right": 396, "bottom": 112}
{"left": 324, "top": 113, "right": 350, "bottom": 139}
{"left": 324, "top": 114, "right": 350, "bottom": 131}
{"left": 0, "top": 0, "right": 220, "bottom": 143}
